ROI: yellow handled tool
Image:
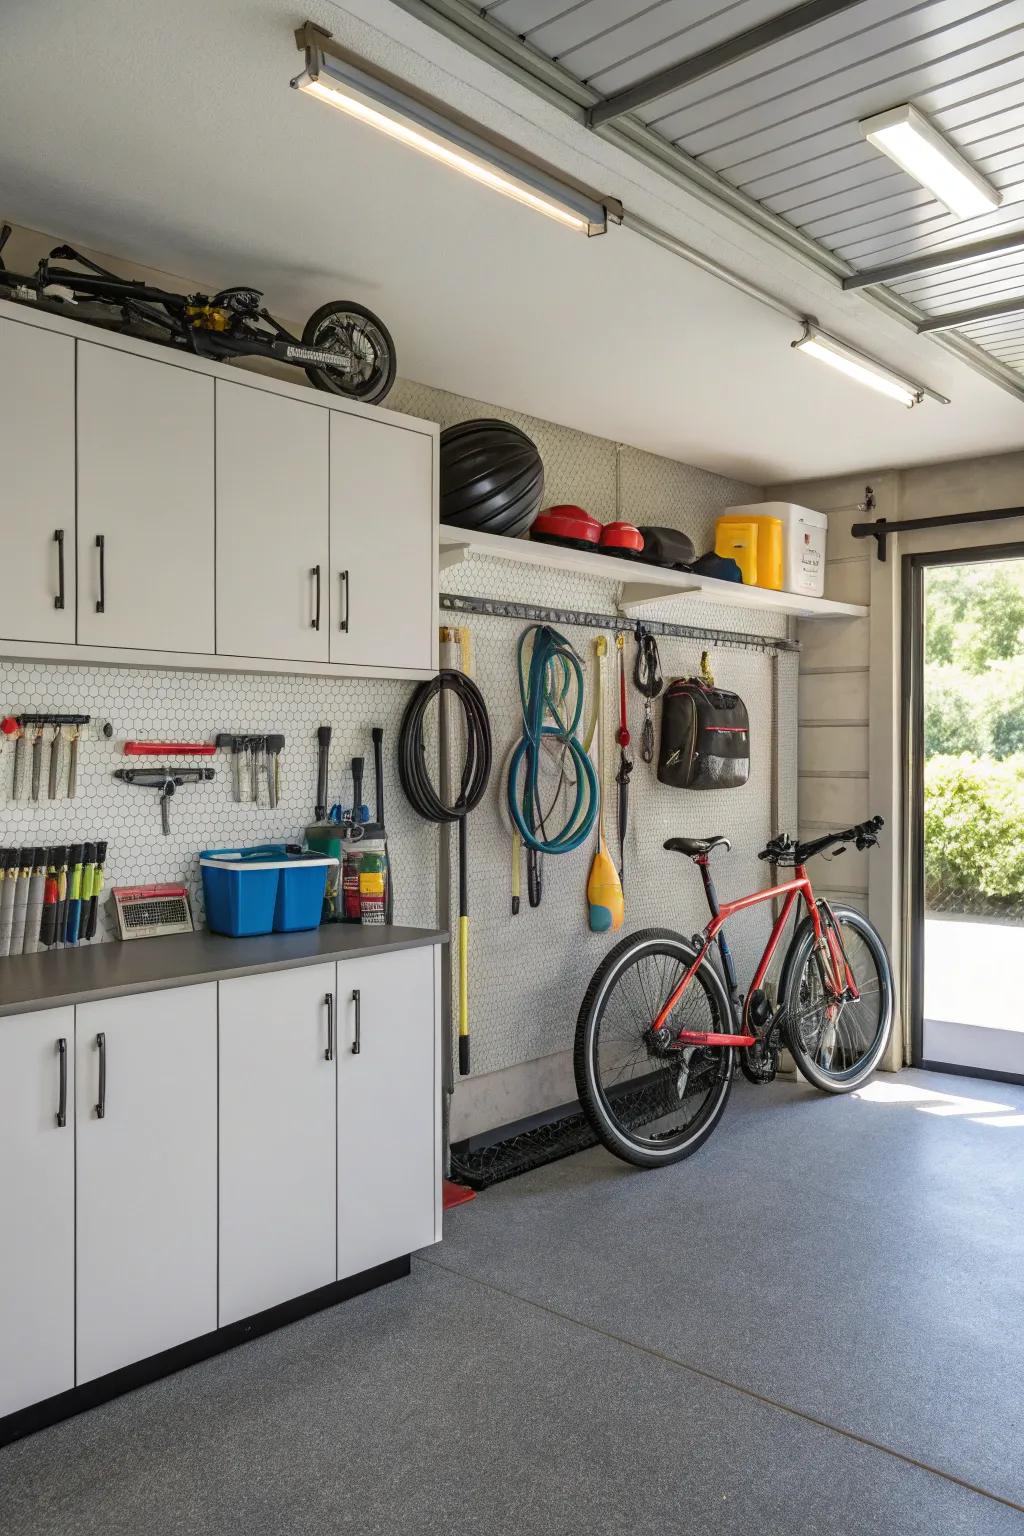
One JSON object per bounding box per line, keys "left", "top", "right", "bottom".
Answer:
{"left": 587, "top": 637, "right": 624, "bottom": 933}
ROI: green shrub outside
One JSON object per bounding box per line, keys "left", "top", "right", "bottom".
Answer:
{"left": 922, "top": 564, "right": 1024, "bottom": 911}
{"left": 924, "top": 755, "right": 1024, "bottom": 906}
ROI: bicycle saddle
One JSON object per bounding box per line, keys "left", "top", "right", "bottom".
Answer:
{"left": 663, "top": 835, "right": 731, "bottom": 856}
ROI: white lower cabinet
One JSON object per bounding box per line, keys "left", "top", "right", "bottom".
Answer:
{"left": 337, "top": 947, "right": 438, "bottom": 1279}
{"left": 75, "top": 986, "right": 218, "bottom": 1383}
{"left": 0, "top": 1009, "right": 75, "bottom": 1417}
{"left": 218, "top": 965, "right": 337, "bottom": 1325}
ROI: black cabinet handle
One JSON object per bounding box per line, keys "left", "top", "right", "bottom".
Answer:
{"left": 95, "top": 534, "right": 106, "bottom": 614}
{"left": 56, "top": 1037, "right": 67, "bottom": 1128}
{"left": 339, "top": 570, "right": 349, "bottom": 633}
{"left": 351, "top": 988, "right": 361, "bottom": 1055}
{"left": 311, "top": 564, "right": 321, "bottom": 631}
{"left": 324, "top": 992, "right": 334, "bottom": 1062}
{"left": 54, "top": 529, "right": 66, "bottom": 611}
{"left": 95, "top": 1031, "right": 106, "bottom": 1119}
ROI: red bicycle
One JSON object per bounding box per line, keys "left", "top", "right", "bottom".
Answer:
{"left": 575, "top": 817, "right": 894, "bottom": 1167}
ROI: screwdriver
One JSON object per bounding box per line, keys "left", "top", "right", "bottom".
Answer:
{"left": 75, "top": 843, "right": 98, "bottom": 946}
{"left": 0, "top": 848, "right": 15, "bottom": 955}
{"left": 23, "top": 847, "right": 48, "bottom": 954}
{"left": 84, "top": 841, "right": 107, "bottom": 941}
{"left": 40, "top": 848, "right": 63, "bottom": 950}
{"left": 64, "top": 843, "right": 85, "bottom": 946}
{"left": 8, "top": 848, "right": 34, "bottom": 954}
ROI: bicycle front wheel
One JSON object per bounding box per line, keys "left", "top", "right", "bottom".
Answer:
{"left": 781, "top": 904, "right": 893, "bottom": 1093}
{"left": 574, "top": 928, "right": 734, "bottom": 1169}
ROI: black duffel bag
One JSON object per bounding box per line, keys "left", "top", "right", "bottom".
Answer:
{"left": 657, "top": 678, "right": 750, "bottom": 790}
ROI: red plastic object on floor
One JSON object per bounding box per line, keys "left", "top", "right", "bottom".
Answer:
{"left": 443, "top": 1178, "right": 476, "bottom": 1210}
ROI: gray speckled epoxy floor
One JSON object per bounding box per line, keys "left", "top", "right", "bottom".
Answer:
{"left": 3, "top": 1069, "right": 1023, "bottom": 1535}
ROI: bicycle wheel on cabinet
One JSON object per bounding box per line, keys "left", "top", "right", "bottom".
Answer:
{"left": 574, "top": 928, "right": 734, "bottom": 1169}
{"left": 781, "top": 904, "right": 893, "bottom": 1093}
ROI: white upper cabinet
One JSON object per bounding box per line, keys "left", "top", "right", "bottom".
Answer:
{"left": 329, "top": 413, "right": 435, "bottom": 672}
{"left": 215, "top": 382, "right": 330, "bottom": 662}
{"left": 0, "top": 1009, "right": 75, "bottom": 1417}
{"left": 76, "top": 343, "right": 215, "bottom": 653}
{"left": 0, "top": 302, "right": 437, "bottom": 676}
{"left": 0, "top": 319, "right": 76, "bottom": 644}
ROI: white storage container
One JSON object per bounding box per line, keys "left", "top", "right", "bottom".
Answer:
{"left": 721, "top": 501, "right": 827, "bottom": 598}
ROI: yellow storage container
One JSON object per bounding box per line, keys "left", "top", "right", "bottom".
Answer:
{"left": 714, "top": 513, "right": 784, "bottom": 590}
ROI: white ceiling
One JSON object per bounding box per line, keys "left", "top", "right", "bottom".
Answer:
{"left": 1, "top": 0, "right": 1022, "bottom": 484}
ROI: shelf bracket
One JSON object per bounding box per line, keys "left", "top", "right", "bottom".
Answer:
{"left": 438, "top": 542, "right": 472, "bottom": 573}
{"left": 617, "top": 580, "right": 699, "bottom": 615}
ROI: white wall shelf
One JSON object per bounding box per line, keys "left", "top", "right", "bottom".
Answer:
{"left": 439, "top": 528, "right": 867, "bottom": 620}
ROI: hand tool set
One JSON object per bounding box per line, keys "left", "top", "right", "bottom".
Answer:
{"left": 0, "top": 840, "right": 107, "bottom": 957}
{"left": 2, "top": 714, "right": 112, "bottom": 802}
{"left": 113, "top": 766, "right": 216, "bottom": 834}
{"left": 306, "top": 731, "right": 394, "bottom": 926}
{"left": 214, "top": 734, "right": 285, "bottom": 807}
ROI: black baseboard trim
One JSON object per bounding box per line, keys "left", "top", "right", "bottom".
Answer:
{"left": 0, "top": 1254, "right": 411, "bottom": 1449}
{"left": 919, "top": 1059, "right": 1024, "bottom": 1088}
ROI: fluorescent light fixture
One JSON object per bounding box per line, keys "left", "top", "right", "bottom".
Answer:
{"left": 859, "top": 104, "right": 1001, "bottom": 221}
{"left": 792, "top": 323, "right": 930, "bottom": 407}
{"left": 292, "top": 24, "right": 620, "bottom": 236}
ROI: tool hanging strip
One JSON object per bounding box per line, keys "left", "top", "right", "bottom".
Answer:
{"left": 440, "top": 593, "right": 796, "bottom": 655}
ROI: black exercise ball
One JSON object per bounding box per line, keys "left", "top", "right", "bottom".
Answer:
{"left": 439, "top": 419, "right": 544, "bottom": 538}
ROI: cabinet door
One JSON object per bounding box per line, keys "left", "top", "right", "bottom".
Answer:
{"left": 337, "top": 947, "right": 438, "bottom": 1279}
{"left": 215, "top": 382, "right": 330, "bottom": 662}
{"left": 75, "top": 985, "right": 217, "bottom": 1383}
{"left": 76, "top": 344, "right": 215, "bottom": 652}
{"left": 329, "top": 413, "right": 434, "bottom": 671}
{"left": 0, "top": 1009, "right": 75, "bottom": 1416}
{"left": 0, "top": 319, "right": 76, "bottom": 644}
{"left": 219, "top": 965, "right": 337, "bottom": 1324}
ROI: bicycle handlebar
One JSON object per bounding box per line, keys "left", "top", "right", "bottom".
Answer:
{"left": 759, "top": 815, "right": 884, "bottom": 866}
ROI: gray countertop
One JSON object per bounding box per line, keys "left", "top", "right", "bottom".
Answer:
{"left": 0, "top": 924, "right": 447, "bottom": 1017}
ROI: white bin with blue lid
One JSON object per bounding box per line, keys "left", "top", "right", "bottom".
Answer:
{"left": 200, "top": 845, "right": 338, "bottom": 937}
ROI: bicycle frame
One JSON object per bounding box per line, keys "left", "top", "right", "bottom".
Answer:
{"left": 652, "top": 859, "right": 857, "bottom": 1050}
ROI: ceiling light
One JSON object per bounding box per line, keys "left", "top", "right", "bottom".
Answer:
{"left": 792, "top": 323, "right": 930, "bottom": 407}
{"left": 292, "top": 23, "right": 620, "bottom": 236}
{"left": 859, "top": 105, "right": 1001, "bottom": 221}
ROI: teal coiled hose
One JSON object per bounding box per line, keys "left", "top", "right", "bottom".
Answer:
{"left": 506, "top": 625, "right": 599, "bottom": 855}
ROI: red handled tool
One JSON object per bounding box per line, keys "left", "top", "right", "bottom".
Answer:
{"left": 123, "top": 742, "right": 216, "bottom": 755}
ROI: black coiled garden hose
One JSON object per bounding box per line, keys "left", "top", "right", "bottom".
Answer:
{"left": 398, "top": 670, "right": 492, "bottom": 1075}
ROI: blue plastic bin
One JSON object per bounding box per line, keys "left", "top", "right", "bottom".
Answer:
{"left": 200, "top": 846, "right": 336, "bottom": 937}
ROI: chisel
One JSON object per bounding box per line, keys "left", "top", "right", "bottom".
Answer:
{"left": 66, "top": 724, "right": 80, "bottom": 800}
{"left": 30, "top": 724, "right": 44, "bottom": 802}
{"left": 47, "top": 725, "right": 62, "bottom": 800}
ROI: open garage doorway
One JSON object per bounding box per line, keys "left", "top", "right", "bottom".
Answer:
{"left": 906, "top": 546, "right": 1024, "bottom": 1083}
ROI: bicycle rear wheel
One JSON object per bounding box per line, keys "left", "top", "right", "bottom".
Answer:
{"left": 781, "top": 904, "right": 893, "bottom": 1093}
{"left": 574, "top": 928, "right": 734, "bottom": 1169}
